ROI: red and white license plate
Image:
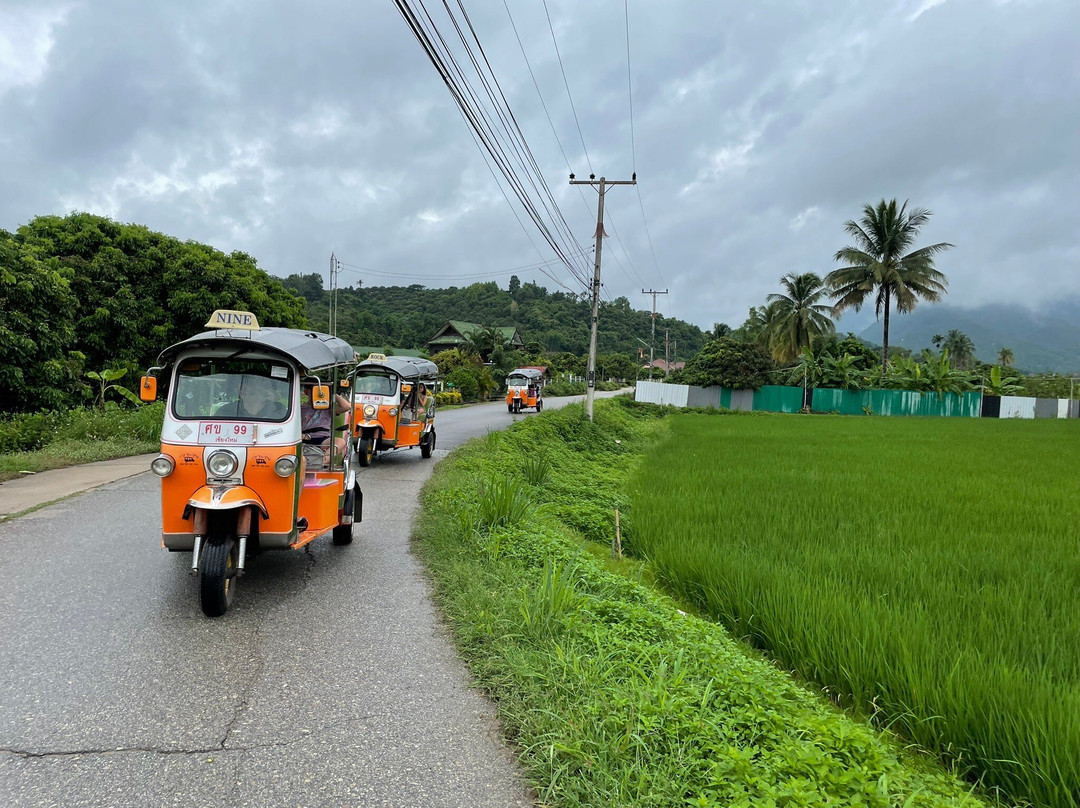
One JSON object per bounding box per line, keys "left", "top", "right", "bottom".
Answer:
{"left": 197, "top": 422, "right": 257, "bottom": 445}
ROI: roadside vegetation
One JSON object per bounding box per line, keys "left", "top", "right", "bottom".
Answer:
{"left": 0, "top": 403, "right": 164, "bottom": 482}
{"left": 630, "top": 414, "right": 1079, "bottom": 808}
{"left": 415, "top": 398, "right": 999, "bottom": 808}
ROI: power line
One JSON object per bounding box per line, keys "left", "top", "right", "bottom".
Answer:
{"left": 392, "top": 0, "right": 593, "bottom": 290}
{"left": 624, "top": 0, "right": 636, "bottom": 174}
{"left": 542, "top": 0, "right": 592, "bottom": 173}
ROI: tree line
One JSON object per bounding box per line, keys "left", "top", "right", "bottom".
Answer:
{"left": 1, "top": 213, "right": 304, "bottom": 413}
{"left": 668, "top": 199, "right": 1076, "bottom": 398}
{"left": 279, "top": 273, "right": 706, "bottom": 364}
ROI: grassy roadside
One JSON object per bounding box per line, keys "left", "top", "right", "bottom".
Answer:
{"left": 413, "top": 398, "right": 997, "bottom": 808}
{"left": 0, "top": 404, "right": 163, "bottom": 483}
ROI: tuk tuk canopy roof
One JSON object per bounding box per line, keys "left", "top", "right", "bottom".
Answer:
{"left": 507, "top": 367, "right": 544, "bottom": 381}
{"left": 355, "top": 355, "right": 439, "bottom": 380}
{"left": 158, "top": 327, "right": 356, "bottom": 371}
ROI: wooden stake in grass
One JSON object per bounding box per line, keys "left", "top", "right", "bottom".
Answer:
{"left": 612, "top": 508, "right": 623, "bottom": 559}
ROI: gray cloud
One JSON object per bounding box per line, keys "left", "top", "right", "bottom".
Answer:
{"left": 1, "top": 0, "right": 1076, "bottom": 331}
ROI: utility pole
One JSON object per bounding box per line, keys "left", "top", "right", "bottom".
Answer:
{"left": 641, "top": 288, "right": 668, "bottom": 380}
{"left": 664, "top": 329, "right": 670, "bottom": 376}
{"left": 328, "top": 253, "right": 343, "bottom": 336}
{"left": 570, "top": 173, "right": 636, "bottom": 420}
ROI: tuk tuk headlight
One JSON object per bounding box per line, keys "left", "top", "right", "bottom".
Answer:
{"left": 206, "top": 450, "right": 238, "bottom": 478}
{"left": 150, "top": 455, "right": 175, "bottom": 477}
{"left": 389, "top": 408, "right": 398, "bottom": 416}
{"left": 274, "top": 455, "right": 299, "bottom": 477}
{"left": 364, "top": 404, "right": 376, "bottom": 418}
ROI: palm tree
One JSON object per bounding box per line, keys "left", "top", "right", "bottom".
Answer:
{"left": 825, "top": 199, "right": 953, "bottom": 372}
{"left": 942, "top": 329, "right": 975, "bottom": 369}
{"left": 765, "top": 272, "right": 835, "bottom": 363}
{"left": 997, "top": 346, "right": 1015, "bottom": 367}
{"left": 931, "top": 334, "right": 944, "bottom": 350}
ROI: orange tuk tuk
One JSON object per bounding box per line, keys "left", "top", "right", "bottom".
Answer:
{"left": 352, "top": 354, "right": 439, "bottom": 466}
{"left": 139, "top": 310, "right": 362, "bottom": 616}
{"left": 506, "top": 368, "right": 544, "bottom": 413}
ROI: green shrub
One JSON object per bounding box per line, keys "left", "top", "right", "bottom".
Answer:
{"left": 435, "top": 391, "right": 463, "bottom": 405}
{"left": 445, "top": 367, "right": 480, "bottom": 401}
{"left": 0, "top": 411, "right": 65, "bottom": 453}
{"left": 543, "top": 380, "right": 585, "bottom": 396}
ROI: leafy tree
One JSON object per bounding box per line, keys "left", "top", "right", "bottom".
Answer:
{"left": 673, "top": 337, "right": 774, "bottom": 390}
{"left": 826, "top": 199, "right": 952, "bottom": 373}
{"left": 942, "top": 329, "right": 976, "bottom": 370}
{"left": 430, "top": 348, "right": 475, "bottom": 376}
{"left": 765, "top": 272, "right": 835, "bottom": 363}
{"left": 0, "top": 229, "right": 85, "bottom": 411}
{"left": 997, "top": 346, "right": 1015, "bottom": 367}
{"left": 710, "top": 322, "right": 731, "bottom": 339}
{"left": 508, "top": 274, "right": 521, "bottom": 297}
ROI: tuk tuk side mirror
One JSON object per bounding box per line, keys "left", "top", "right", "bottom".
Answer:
{"left": 139, "top": 375, "right": 157, "bottom": 402}
{"left": 311, "top": 384, "right": 331, "bottom": 410}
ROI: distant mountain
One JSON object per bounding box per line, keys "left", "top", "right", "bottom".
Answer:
{"left": 857, "top": 298, "right": 1080, "bottom": 373}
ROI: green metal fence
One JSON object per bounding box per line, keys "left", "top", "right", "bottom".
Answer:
{"left": 810, "top": 388, "right": 981, "bottom": 417}
{"left": 752, "top": 385, "right": 804, "bottom": 413}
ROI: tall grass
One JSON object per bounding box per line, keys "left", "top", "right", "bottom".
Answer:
{"left": 629, "top": 414, "right": 1080, "bottom": 808}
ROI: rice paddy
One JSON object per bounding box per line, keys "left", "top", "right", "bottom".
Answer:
{"left": 628, "top": 414, "right": 1080, "bottom": 808}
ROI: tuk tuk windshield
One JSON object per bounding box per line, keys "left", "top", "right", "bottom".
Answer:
{"left": 172, "top": 359, "right": 293, "bottom": 422}
{"left": 507, "top": 377, "right": 529, "bottom": 388}
{"left": 354, "top": 372, "right": 397, "bottom": 397}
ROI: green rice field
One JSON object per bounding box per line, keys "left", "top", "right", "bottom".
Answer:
{"left": 628, "top": 414, "right": 1080, "bottom": 808}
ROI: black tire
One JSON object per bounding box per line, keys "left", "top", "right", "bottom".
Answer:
{"left": 332, "top": 522, "right": 353, "bottom": 545}
{"left": 507, "top": 404, "right": 513, "bottom": 413}
{"left": 358, "top": 437, "right": 374, "bottom": 467}
{"left": 420, "top": 430, "right": 435, "bottom": 459}
{"left": 200, "top": 537, "right": 236, "bottom": 617}
{"left": 536, "top": 400, "right": 543, "bottom": 412}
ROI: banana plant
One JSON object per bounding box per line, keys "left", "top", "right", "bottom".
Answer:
{"left": 86, "top": 367, "right": 142, "bottom": 409}
{"left": 982, "top": 364, "right": 1024, "bottom": 396}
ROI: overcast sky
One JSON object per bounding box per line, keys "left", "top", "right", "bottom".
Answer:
{"left": 1, "top": 0, "right": 1077, "bottom": 332}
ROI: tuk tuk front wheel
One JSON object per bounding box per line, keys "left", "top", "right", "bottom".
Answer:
{"left": 420, "top": 430, "right": 435, "bottom": 459}
{"left": 536, "top": 400, "right": 542, "bottom": 412}
{"left": 358, "top": 437, "right": 375, "bottom": 467}
{"left": 200, "top": 537, "right": 237, "bottom": 617}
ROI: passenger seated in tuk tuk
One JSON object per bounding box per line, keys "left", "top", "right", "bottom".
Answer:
{"left": 301, "top": 383, "right": 350, "bottom": 466}
{"left": 416, "top": 383, "right": 434, "bottom": 420}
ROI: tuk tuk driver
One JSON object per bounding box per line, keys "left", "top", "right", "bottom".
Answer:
{"left": 238, "top": 376, "right": 288, "bottom": 420}
{"left": 301, "top": 382, "right": 351, "bottom": 460}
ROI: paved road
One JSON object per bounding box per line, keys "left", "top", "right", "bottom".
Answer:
{"left": 0, "top": 393, "right": 621, "bottom": 808}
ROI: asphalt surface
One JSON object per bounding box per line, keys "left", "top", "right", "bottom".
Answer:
{"left": 0, "top": 392, "right": 622, "bottom": 808}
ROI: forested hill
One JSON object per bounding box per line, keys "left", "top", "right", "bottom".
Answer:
{"left": 279, "top": 273, "right": 707, "bottom": 360}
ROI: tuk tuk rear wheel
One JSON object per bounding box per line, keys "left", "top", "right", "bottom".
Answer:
{"left": 200, "top": 537, "right": 236, "bottom": 617}
{"left": 536, "top": 400, "right": 542, "bottom": 412}
{"left": 507, "top": 404, "right": 513, "bottom": 413}
{"left": 420, "top": 430, "right": 435, "bottom": 459}
{"left": 332, "top": 523, "right": 353, "bottom": 545}
{"left": 358, "top": 437, "right": 375, "bottom": 467}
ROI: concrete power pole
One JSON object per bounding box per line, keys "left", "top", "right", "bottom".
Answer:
{"left": 570, "top": 173, "right": 636, "bottom": 420}
{"left": 641, "top": 288, "right": 668, "bottom": 380}
{"left": 328, "top": 253, "right": 343, "bottom": 336}
{"left": 664, "top": 329, "right": 670, "bottom": 376}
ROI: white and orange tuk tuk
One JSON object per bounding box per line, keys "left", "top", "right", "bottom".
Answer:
{"left": 139, "top": 310, "right": 362, "bottom": 617}
{"left": 506, "top": 368, "right": 544, "bottom": 413}
{"left": 351, "top": 354, "right": 438, "bottom": 466}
